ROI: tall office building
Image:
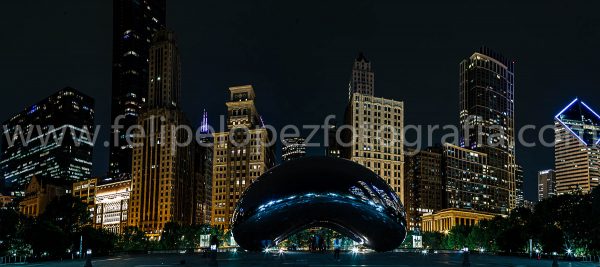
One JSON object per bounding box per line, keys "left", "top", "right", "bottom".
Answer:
{"left": 345, "top": 93, "right": 404, "bottom": 200}
{"left": 211, "top": 85, "right": 275, "bottom": 229}
{"left": 128, "top": 30, "right": 195, "bottom": 238}
{"left": 348, "top": 52, "right": 374, "bottom": 98}
{"left": 538, "top": 169, "right": 556, "bottom": 202}
{"left": 443, "top": 143, "right": 503, "bottom": 213}
{"left": 109, "top": 0, "right": 166, "bottom": 179}
{"left": 0, "top": 87, "right": 95, "bottom": 192}
{"left": 194, "top": 110, "right": 213, "bottom": 225}
{"left": 459, "top": 47, "right": 516, "bottom": 214}
{"left": 515, "top": 164, "right": 524, "bottom": 208}
{"left": 282, "top": 137, "right": 306, "bottom": 162}
{"left": 404, "top": 147, "right": 443, "bottom": 231}
{"left": 554, "top": 98, "right": 600, "bottom": 194}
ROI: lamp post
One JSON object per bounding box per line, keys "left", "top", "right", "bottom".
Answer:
{"left": 566, "top": 248, "right": 572, "bottom": 261}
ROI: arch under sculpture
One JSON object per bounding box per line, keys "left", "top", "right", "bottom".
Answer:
{"left": 231, "top": 156, "right": 407, "bottom": 252}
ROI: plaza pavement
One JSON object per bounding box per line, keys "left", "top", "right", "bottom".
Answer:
{"left": 5, "top": 251, "right": 600, "bottom": 267}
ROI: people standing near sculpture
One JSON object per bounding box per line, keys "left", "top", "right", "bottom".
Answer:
{"left": 319, "top": 236, "right": 326, "bottom": 252}
{"left": 333, "top": 237, "right": 341, "bottom": 260}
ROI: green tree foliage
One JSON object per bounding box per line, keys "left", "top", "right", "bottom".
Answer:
{"left": 160, "top": 222, "right": 184, "bottom": 249}
{"left": 118, "top": 226, "right": 150, "bottom": 251}
{"left": 39, "top": 194, "right": 90, "bottom": 234}
{"left": 22, "top": 220, "right": 70, "bottom": 257}
{"left": 79, "top": 226, "right": 117, "bottom": 256}
{"left": 419, "top": 187, "right": 600, "bottom": 256}
{"left": 0, "top": 210, "right": 32, "bottom": 258}
{"left": 400, "top": 230, "right": 416, "bottom": 248}
{"left": 422, "top": 231, "right": 444, "bottom": 249}
{"left": 445, "top": 225, "right": 471, "bottom": 249}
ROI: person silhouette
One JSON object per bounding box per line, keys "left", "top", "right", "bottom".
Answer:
{"left": 333, "top": 237, "right": 341, "bottom": 260}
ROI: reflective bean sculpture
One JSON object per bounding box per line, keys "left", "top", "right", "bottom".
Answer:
{"left": 231, "top": 156, "right": 407, "bottom": 252}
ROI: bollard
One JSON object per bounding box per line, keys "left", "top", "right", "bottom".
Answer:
{"left": 462, "top": 251, "right": 470, "bottom": 267}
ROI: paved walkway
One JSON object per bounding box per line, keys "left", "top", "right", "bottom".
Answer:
{"left": 4, "top": 252, "right": 599, "bottom": 267}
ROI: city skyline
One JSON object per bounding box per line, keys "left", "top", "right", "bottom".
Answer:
{"left": 2, "top": 1, "right": 600, "bottom": 203}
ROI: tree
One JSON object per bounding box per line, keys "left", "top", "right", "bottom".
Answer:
{"left": 422, "top": 231, "right": 444, "bottom": 249}
{"left": 40, "top": 194, "right": 90, "bottom": 234}
{"left": 589, "top": 187, "right": 600, "bottom": 255}
{"left": 160, "top": 222, "right": 184, "bottom": 250}
{"left": 0, "top": 209, "right": 25, "bottom": 256}
{"left": 22, "top": 220, "right": 70, "bottom": 258}
{"left": 469, "top": 219, "right": 501, "bottom": 251}
{"left": 118, "top": 226, "right": 149, "bottom": 251}
{"left": 444, "top": 225, "right": 471, "bottom": 250}
{"left": 400, "top": 230, "right": 416, "bottom": 248}
{"left": 79, "top": 226, "right": 117, "bottom": 256}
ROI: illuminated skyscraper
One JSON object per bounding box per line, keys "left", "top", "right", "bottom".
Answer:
{"left": 109, "top": 0, "right": 166, "bottom": 179}
{"left": 211, "top": 85, "right": 275, "bottom": 229}
{"left": 459, "top": 47, "right": 516, "bottom": 214}
{"left": 128, "top": 30, "right": 195, "bottom": 238}
{"left": 538, "top": 169, "right": 556, "bottom": 201}
{"left": 515, "top": 164, "right": 524, "bottom": 208}
{"left": 0, "top": 87, "right": 95, "bottom": 192}
{"left": 443, "top": 143, "right": 498, "bottom": 213}
{"left": 344, "top": 53, "right": 404, "bottom": 202}
{"left": 404, "top": 147, "right": 443, "bottom": 231}
{"left": 282, "top": 137, "right": 306, "bottom": 162}
{"left": 195, "top": 110, "right": 213, "bottom": 225}
{"left": 345, "top": 93, "right": 404, "bottom": 200}
{"left": 554, "top": 98, "right": 600, "bottom": 194}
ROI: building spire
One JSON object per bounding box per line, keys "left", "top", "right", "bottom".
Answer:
{"left": 200, "top": 109, "right": 209, "bottom": 134}
{"left": 349, "top": 52, "right": 374, "bottom": 98}
{"left": 259, "top": 115, "right": 266, "bottom": 128}
{"left": 356, "top": 51, "right": 369, "bottom": 62}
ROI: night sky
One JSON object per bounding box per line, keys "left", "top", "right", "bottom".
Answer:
{"left": 2, "top": 1, "right": 600, "bottom": 201}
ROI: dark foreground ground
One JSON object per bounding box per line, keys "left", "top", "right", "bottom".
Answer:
{"left": 6, "top": 252, "right": 600, "bottom": 267}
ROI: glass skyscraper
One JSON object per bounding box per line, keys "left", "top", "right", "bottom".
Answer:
{"left": 404, "top": 147, "right": 443, "bottom": 231}
{"left": 538, "top": 169, "right": 556, "bottom": 201}
{"left": 0, "top": 87, "right": 95, "bottom": 192}
{"left": 458, "top": 47, "right": 516, "bottom": 214}
{"left": 109, "top": 0, "right": 166, "bottom": 179}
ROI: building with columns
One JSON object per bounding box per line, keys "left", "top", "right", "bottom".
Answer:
{"left": 94, "top": 179, "right": 131, "bottom": 234}
{"left": 421, "top": 208, "right": 500, "bottom": 233}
